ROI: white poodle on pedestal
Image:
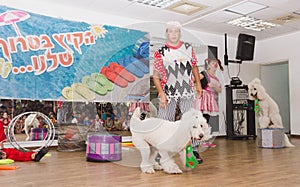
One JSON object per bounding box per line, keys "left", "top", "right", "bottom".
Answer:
{"left": 248, "top": 78, "right": 294, "bottom": 147}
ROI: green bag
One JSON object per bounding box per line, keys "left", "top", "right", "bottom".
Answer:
{"left": 185, "top": 145, "right": 198, "bottom": 169}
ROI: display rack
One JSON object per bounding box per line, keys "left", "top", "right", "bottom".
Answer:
{"left": 225, "top": 85, "right": 256, "bottom": 139}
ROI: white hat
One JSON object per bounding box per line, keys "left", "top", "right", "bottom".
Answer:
{"left": 166, "top": 21, "right": 181, "bottom": 30}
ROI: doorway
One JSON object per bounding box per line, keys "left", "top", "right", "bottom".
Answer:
{"left": 260, "top": 62, "right": 290, "bottom": 133}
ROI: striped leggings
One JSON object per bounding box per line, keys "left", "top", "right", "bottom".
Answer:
{"left": 157, "top": 97, "right": 194, "bottom": 122}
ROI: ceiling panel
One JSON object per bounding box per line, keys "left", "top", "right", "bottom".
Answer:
{"left": 191, "top": 0, "right": 242, "bottom": 7}
{"left": 123, "top": 3, "right": 189, "bottom": 22}
{"left": 265, "top": 24, "right": 299, "bottom": 35}
{"left": 285, "top": 20, "right": 300, "bottom": 29}
{"left": 250, "top": 0, "right": 290, "bottom": 8}
{"left": 201, "top": 10, "right": 242, "bottom": 23}
{"left": 88, "top": 0, "right": 134, "bottom": 13}
{"left": 272, "top": 1, "right": 300, "bottom": 12}
{"left": 250, "top": 7, "right": 287, "bottom": 20}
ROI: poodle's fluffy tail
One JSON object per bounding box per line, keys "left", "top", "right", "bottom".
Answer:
{"left": 284, "top": 134, "right": 295, "bottom": 148}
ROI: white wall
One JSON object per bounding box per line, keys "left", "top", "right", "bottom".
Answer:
{"left": 255, "top": 32, "right": 300, "bottom": 135}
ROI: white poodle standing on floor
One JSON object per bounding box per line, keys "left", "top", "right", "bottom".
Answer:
{"left": 130, "top": 107, "right": 210, "bottom": 174}
{"left": 248, "top": 78, "right": 294, "bottom": 147}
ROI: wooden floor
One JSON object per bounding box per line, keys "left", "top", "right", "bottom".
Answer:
{"left": 1, "top": 137, "right": 300, "bottom": 187}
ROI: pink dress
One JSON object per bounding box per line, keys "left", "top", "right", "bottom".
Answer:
{"left": 128, "top": 102, "right": 150, "bottom": 113}
{"left": 195, "top": 72, "right": 221, "bottom": 116}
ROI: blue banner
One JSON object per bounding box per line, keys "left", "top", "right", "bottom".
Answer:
{"left": 0, "top": 6, "right": 150, "bottom": 102}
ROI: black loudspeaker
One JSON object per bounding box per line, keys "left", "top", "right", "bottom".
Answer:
{"left": 236, "top": 34, "right": 255, "bottom": 61}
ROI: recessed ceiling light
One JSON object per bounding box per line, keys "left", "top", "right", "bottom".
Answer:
{"left": 128, "top": 0, "right": 181, "bottom": 8}
{"left": 225, "top": 1, "right": 268, "bottom": 15}
{"left": 227, "top": 16, "right": 278, "bottom": 31}
{"left": 167, "top": 1, "right": 207, "bottom": 15}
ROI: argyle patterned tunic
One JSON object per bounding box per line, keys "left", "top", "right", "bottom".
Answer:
{"left": 154, "top": 41, "right": 197, "bottom": 101}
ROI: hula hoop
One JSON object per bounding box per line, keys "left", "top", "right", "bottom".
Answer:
{"left": 6, "top": 111, "right": 55, "bottom": 152}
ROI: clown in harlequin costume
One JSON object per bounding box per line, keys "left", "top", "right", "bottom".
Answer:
{"left": 153, "top": 21, "right": 202, "bottom": 121}
{"left": 153, "top": 21, "right": 203, "bottom": 164}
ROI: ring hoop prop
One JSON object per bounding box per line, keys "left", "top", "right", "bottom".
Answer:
{"left": 6, "top": 111, "right": 55, "bottom": 152}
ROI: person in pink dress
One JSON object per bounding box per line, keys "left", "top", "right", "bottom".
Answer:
{"left": 196, "top": 58, "right": 224, "bottom": 147}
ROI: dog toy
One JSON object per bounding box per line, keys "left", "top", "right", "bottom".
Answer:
{"left": 0, "top": 159, "right": 14, "bottom": 165}
{"left": 185, "top": 145, "right": 198, "bottom": 169}
{"left": 254, "top": 99, "right": 260, "bottom": 114}
{"left": 0, "top": 165, "right": 18, "bottom": 170}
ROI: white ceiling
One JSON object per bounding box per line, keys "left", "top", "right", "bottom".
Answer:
{"left": 5, "top": 0, "right": 300, "bottom": 41}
